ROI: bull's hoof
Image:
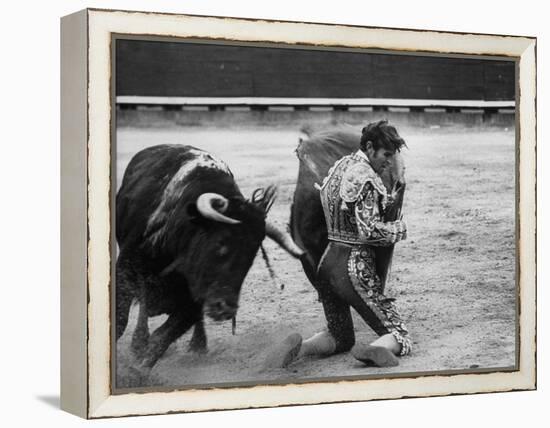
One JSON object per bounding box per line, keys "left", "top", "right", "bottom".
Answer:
{"left": 120, "top": 365, "right": 151, "bottom": 388}
{"left": 188, "top": 322, "right": 207, "bottom": 354}
{"left": 263, "top": 333, "right": 303, "bottom": 369}
{"left": 188, "top": 342, "right": 208, "bottom": 354}
{"left": 188, "top": 332, "right": 208, "bottom": 354}
{"left": 351, "top": 344, "right": 399, "bottom": 367}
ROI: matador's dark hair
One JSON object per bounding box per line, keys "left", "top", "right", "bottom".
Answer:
{"left": 360, "top": 120, "right": 407, "bottom": 152}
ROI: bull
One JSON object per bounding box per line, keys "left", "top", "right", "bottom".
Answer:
{"left": 290, "top": 127, "right": 405, "bottom": 331}
{"left": 116, "top": 144, "right": 303, "bottom": 376}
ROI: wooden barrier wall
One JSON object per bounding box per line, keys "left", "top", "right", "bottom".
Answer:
{"left": 116, "top": 39, "right": 515, "bottom": 101}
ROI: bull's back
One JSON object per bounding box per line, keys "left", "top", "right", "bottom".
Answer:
{"left": 116, "top": 144, "right": 200, "bottom": 248}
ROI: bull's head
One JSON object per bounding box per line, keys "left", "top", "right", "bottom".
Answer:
{"left": 160, "top": 185, "right": 303, "bottom": 322}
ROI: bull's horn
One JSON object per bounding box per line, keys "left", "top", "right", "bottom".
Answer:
{"left": 196, "top": 193, "right": 241, "bottom": 225}
{"left": 265, "top": 221, "right": 304, "bottom": 258}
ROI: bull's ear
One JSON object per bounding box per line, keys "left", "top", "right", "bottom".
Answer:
{"left": 251, "top": 185, "right": 277, "bottom": 215}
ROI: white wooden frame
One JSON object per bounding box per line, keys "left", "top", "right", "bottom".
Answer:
{"left": 60, "top": 8, "right": 536, "bottom": 419}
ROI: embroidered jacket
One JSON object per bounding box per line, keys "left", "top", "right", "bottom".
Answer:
{"left": 319, "top": 150, "right": 407, "bottom": 246}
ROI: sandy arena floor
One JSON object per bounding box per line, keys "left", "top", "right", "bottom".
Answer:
{"left": 115, "top": 121, "right": 516, "bottom": 389}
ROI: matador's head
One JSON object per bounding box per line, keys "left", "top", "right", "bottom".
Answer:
{"left": 360, "top": 120, "right": 407, "bottom": 176}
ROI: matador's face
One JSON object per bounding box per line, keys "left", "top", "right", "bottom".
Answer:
{"left": 365, "top": 142, "right": 397, "bottom": 176}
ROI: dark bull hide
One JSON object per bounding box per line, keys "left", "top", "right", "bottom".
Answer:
{"left": 290, "top": 128, "right": 406, "bottom": 295}
{"left": 116, "top": 144, "right": 303, "bottom": 373}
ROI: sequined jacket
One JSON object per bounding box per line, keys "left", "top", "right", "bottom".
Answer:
{"left": 319, "top": 150, "right": 407, "bottom": 246}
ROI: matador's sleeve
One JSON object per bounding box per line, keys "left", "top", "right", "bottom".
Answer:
{"left": 355, "top": 182, "right": 407, "bottom": 246}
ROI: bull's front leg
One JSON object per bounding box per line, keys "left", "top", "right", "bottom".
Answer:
{"left": 115, "top": 254, "right": 136, "bottom": 341}
{"left": 131, "top": 299, "right": 150, "bottom": 359}
{"left": 131, "top": 312, "right": 196, "bottom": 382}
{"left": 188, "top": 317, "right": 207, "bottom": 353}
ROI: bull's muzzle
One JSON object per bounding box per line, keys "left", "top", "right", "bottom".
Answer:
{"left": 204, "top": 298, "right": 239, "bottom": 322}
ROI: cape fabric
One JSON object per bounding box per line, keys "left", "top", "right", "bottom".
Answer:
{"left": 295, "top": 127, "right": 405, "bottom": 291}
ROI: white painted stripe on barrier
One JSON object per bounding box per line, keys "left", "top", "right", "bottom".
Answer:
{"left": 387, "top": 106, "right": 410, "bottom": 113}
{"left": 116, "top": 96, "right": 515, "bottom": 108}
{"left": 182, "top": 106, "right": 209, "bottom": 111}
{"left": 460, "top": 108, "right": 485, "bottom": 114}
{"left": 348, "top": 106, "right": 374, "bottom": 112}
{"left": 267, "top": 106, "right": 294, "bottom": 112}
{"left": 225, "top": 106, "right": 251, "bottom": 112}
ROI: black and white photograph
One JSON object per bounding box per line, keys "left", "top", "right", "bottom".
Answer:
{"left": 113, "top": 37, "right": 517, "bottom": 390}
{"left": 1, "top": 0, "right": 539, "bottom": 424}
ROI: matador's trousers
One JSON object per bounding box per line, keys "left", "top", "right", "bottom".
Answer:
{"left": 316, "top": 241, "right": 412, "bottom": 356}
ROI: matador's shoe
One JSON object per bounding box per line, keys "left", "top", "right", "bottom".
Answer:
{"left": 262, "top": 333, "right": 303, "bottom": 369}
{"left": 351, "top": 344, "right": 399, "bottom": 367}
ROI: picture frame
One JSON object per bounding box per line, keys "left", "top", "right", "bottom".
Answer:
{"left": 60, "top": 8, "right": 536, "bottom": 419}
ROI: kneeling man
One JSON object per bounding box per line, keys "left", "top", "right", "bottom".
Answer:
{"left": 270, "top": 120, "right": 411, "bottom": 368}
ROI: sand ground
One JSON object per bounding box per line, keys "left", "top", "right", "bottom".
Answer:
{"left": 115, "top": 120, "right": 516, "bottom": 389}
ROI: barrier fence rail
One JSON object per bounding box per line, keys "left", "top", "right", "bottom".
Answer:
{"left": 116, "top": 96, "right": 515, "bottom": 115}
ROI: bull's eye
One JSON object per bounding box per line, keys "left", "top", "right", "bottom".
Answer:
{"left": 217, "top": 246, "right": 229, "bottom": 257}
